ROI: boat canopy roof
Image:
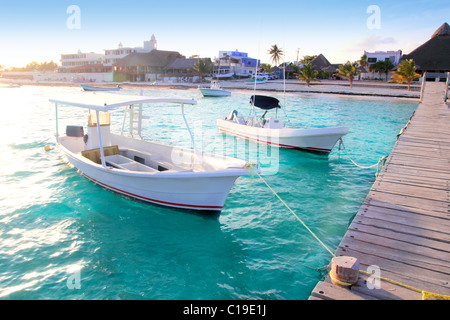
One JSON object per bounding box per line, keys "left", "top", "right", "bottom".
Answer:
{"left": 50, "top": 92, "right": 197, "bottom": 112}
{"left": 250, "top": 95, "right": 280, "bottom": 110}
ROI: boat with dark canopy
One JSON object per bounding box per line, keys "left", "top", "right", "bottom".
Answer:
{"left": 217, "top": 95, "right": 349, "bottom": 153}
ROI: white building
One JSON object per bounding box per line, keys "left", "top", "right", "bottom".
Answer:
{"left": 104, "top": 35, "right": 157, "bottom": 66}
{"left": 60, "top": 50, "right": 104, "bottom": 69}
{"left": 60, "top": 35, "right": 158, "bottom": 69}
{"left": 214, "top": 50, "right": 259, "bottom": 78}
{"left": 364, "top": 50, "right": 402, "bottom": 66}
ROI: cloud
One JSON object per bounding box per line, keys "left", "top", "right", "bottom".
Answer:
{"left": 352, "top": 34, "right": 397, "bottom": 51}
{"left": 334, "top": 34, "right": 400, "bottom": 61}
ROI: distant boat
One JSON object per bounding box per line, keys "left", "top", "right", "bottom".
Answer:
{"left": 81, "top": 84, "right": 121, "bottom": 91}
{"left": 217, "top": 95, "right": 349, "bottom": 153}
{"left": 199, "top": 80, "right": 231, "bottom": 97}
{"left": 212, "top": 72, "right": 234, "bottom": 80}
{"left": 0, "top": 83, "right": 21, "bottom": 88}
{"left": 245, "top": 78, "right": 267, "bottom": 85}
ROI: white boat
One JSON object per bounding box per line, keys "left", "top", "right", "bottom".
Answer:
{"left": 245, "top": 78, "right": 267, "bottom": 85}
{"left": 50, "top": 92, "right": 255, "bottom": 212}
{"left": 0, "top": 83, "right": 21, "bottom": 88}
{"left": 199, "top": 80, "right": 231, "bottom": 97}
{"left": 81, "top": 84, "right": 121, "bottom": 91}
{"left": 217, "top": 95, "right": 349, "bottom": 153}
{"left": 212, "top": 68, "right": 234, "bottom": 80}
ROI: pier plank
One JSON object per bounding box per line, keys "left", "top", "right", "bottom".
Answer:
{"left": 310, "top": 82, "right": 450, "bottom": 300}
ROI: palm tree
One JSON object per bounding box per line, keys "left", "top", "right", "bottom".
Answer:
{"left": 391, "top": 59, "right": 420, "bottom": 91}
{"left": 295, "top": 63, "right": 318, "bottom": 87}
{"left": 337, "top": 61, "right": 359, "bottom": 88}
{"left": 359, "top": 54, "right": 368, "bottom": 69}
{"left": 267, "top": 45, "right": 284, "bottom": 66}
{"left": 359, "top": 54, "right": 367, "bottom": 80}
{"left": 192, "top": 58, "right": 212, "bottom": 82}
{"left": 381, "top": 60, "right": 394, "bottom": 81}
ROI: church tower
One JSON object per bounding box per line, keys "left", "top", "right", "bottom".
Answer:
{"left": 143, "top": 34, "right": 157, "bottom": 52}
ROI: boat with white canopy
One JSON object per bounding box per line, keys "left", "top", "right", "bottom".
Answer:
{"left": 199, "top": 80, "right": 231, "bottom": 97}
{"left": 217, "top": 95, "right": 349, "bottom": 153}
{"left": 50, "top": 92, "right": 255, "bottom": 212}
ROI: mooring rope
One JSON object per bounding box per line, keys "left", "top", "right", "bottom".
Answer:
{"left": 246, "top": 161, "right": 450, "bottom": 300}
{"left": 338, "top": 138, "right": 387, "bottom": 176}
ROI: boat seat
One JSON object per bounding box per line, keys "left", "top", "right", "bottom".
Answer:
{"left": 122, "top": 148, "right": 187, "bottom": 172}
{"left": 81, "top": 145, "right": 120, "bottom": 164}
{"left": 104, "top": 154, "right": 158, "bottom": 172}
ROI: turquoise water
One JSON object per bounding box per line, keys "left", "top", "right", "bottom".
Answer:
{"left": 0, "top": 85, "right": 417, "bottom": 300}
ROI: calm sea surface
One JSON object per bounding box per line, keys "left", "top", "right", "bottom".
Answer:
{"left": 0, "top": 85, "right": 417, "bottom": 299}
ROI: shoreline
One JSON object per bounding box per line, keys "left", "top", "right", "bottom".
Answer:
{"left": 6, "top": 79, "right": 421, "bottom": 100}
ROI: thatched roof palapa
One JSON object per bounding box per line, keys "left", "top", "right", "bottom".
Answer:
{"left": 166, "top": 58, "right": 213, "bottom": 70}
{"left": 403, "top": 22, "right": 450, "bottom": 72}
{"left": 310, "top": 54, "right": 332, "bottom": 71}
{"left": 114, "top": 50, "right": 184, "bottom": 68}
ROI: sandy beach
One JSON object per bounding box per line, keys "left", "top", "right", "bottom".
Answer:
{"left": 3, "top": 78, "right": 421, "bottom": 100}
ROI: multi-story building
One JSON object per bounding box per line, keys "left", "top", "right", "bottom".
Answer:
{"left": 104, "top": 35, "right": 157, "bottom": 66}
{"left": 59, "top": 35, "right": 158, "bottom": 72}
{"left": 60, "top": 51, "right": 105, "bottom": 70}
{"left": 364, "top": 50, "right": 402, "bottom": 66}
{"left": 214, "top": 50, "right": 260, "bottom": 78}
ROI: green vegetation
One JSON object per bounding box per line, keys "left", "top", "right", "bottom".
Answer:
{"left": 369, "top": 60, "right": 394, "bottom": 81}
{"left": 5, "top": 61, "right": 58, "bottom": 72}
{"left": 337, "top": 61, "right": 359, "bottom": 88}
{"left": 267, "top": 44, "right": 284, "bottom": 66}
{"left": 192, "top": 58, "right": 212, "bottom": 81}
{"left": 295, "top": 63, "right": 318, "bottom": 87}
{"left": 300, "top": 55, "right": 317, "bottom": 64}
{"left": 391, "top": 59, "right": 420, "bottom": 91}
{"left": 260, "top": 63, "right": 272, "bottom": 72}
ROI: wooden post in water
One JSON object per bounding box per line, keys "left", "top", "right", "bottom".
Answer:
{"left": 420, "top": 72, "right": 426, "bottom": 103}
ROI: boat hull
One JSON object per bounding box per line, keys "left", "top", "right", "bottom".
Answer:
{"left": 245, "top": 79, "right": 267, "bottom": 85}
{"left": 58, "top": 141, "right": 248, "bottom": 212}
{"left": 81, "top": 85, "right": 121, "bottom": 91}
{"left": 217, "top": 119, "right": 348, "bottom": 152}
{"left": 199, "top": 88, "right": 231, "bottom": 97}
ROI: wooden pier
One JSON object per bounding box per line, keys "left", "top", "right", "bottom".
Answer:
{"left": 310, "top": 81, "right": 450, "bottom": 300}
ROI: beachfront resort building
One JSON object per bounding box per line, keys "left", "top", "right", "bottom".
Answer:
{"left": 361, "top": 50, "right": 402, "bottom": 80}
{"left": 113, "top": 49, "right": 184, "bottom": 82}
{"left": 59, "top": 51, "right": 107, "bottom": 72}
{"left": 104, "top": 35, "right": 158, "bottom": 66}
{"left": 364, "top": 50, "right": 403, "bottom": 67}
{"left": 58, "top": 35, "right": 158, "bottom": 73}
{"left": 402, "top": 22, "right": 450, "bottom": 81}
{"left": 214, "top": 50, "right": 260, "bottom": 78}
{"left": 165, "top": 58, "right": 213, "bottom": 82}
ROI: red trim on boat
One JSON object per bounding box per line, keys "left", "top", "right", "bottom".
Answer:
{"left": 218, "top": 128, "right": 332, "bottom": 152}
{"left": 82, "top": 173, "right": 223, "bottom": 210}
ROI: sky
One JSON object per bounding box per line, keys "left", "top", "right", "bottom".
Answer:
{"left": 0, "top": 0, "right": 449, "bottom": 68}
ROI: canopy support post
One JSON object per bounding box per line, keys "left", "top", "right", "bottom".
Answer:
{"left": 96, "top": 110, "right": 106, "bottom": 168}
{"left": 55, "top": 103, "right": 59, "bottom": 141}
{"left": 181, "top": 103, "right": 195, "bottom": 151}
